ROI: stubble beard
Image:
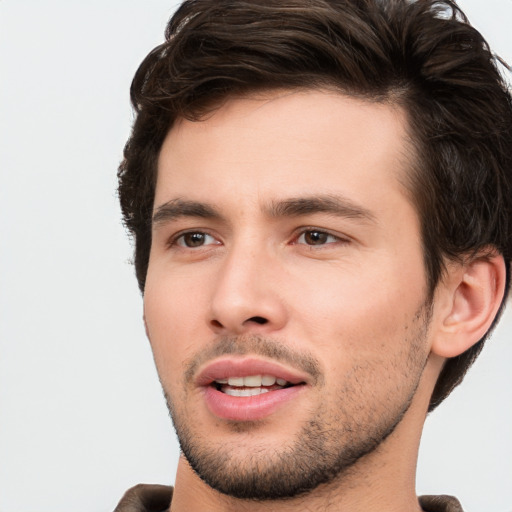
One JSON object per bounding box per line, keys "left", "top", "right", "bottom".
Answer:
{"left": 162, "top": 304, "right": 432, "bottom": 501}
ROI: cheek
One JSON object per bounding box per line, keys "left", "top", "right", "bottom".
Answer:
{"left": 144, "top": 267, "right": 211, "bottom": 382}
{"left": 292, "top": 270, "right": 429, "bottom": 412}
{"left": 289, "top": 256, "right": 427, "bottom": 363}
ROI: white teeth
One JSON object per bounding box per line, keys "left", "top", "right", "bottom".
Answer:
{"left": 243, "top": 375, "right": 262, "bottom": 387}
{"left": 224, "top": 387, "right": 270, "bottom": 397}
{"left": 218, "top": 375, "right": 290, "bottom": 388}
{"left": 227, "top": 376, "right": 244, "bottom": 386}
{"left": 261, "top": 375, "right": 276, "bottom": 386}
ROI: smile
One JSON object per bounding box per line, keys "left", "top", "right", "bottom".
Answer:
{"left": 197, "top": 358, "right": 309, "bottom": 421}
{"left": 214, "top": 375, "right": 291, "bottom": 396}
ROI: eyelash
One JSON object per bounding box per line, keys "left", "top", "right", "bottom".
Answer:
{"left": 169, "top": 230, "right": 219, "bottom": 249}
{"left": 168, "top": 228, "right": 348, "bottom": 249}
{"left": 293, "top": 228, "right": 346, "bottom": 247}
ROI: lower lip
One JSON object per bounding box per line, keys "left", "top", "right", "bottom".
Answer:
{"left": 202, "top": 385, "right": 305, "bottom": 421}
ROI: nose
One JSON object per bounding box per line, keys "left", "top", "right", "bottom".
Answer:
{"left": 208, "top": 243, "right": 288, "bottom": 335}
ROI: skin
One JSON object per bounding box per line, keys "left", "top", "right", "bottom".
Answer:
{"left": 143, "top": 90, "right": 498, "bottom": 511}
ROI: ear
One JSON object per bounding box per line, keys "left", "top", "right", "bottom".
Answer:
{"left": 431, "top": 252, "right": 506, "bottom": 358}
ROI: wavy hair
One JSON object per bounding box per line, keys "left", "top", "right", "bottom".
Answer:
{"left": 118, "top": 0, "right": 512, "bottom": 410}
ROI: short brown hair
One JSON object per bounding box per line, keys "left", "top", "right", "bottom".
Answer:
{"left": 118, "top": 0, "right": 512, "bottom": 410}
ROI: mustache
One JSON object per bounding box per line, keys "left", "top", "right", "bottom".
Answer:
{"left": 184, "top": 335, "right": 323, "bottom": 385}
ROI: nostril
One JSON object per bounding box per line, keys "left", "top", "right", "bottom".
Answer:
{"left": 209, "top": 316, "right": 269, "bottom": 331}
{"left": 247, "top": 316, "right": 268, "bottom": 325}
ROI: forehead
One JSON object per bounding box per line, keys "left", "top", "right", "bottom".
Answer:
{"left": 155, "top": 89, "right": 413, "bottom": 215}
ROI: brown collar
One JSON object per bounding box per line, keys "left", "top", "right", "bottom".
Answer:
{"left": 114, "top": 485, "right": 464, "bottom": 512}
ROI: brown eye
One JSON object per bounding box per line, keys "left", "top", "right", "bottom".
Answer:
{"left": 176, "top": 232, "right": 216, "bottom": 248}
{"left": 304, "top": 231, "right": 327, "bottom": 245}
{"left": 298, "top": 230, "right": 337, "bottom": 245}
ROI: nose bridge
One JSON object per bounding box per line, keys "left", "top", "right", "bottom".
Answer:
{"left": 208, "top": 234, "right": 286, "bottom": 333}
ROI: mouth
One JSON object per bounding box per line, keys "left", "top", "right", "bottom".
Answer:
{"left": 212, "top": 374, "right": 296, "bottom": 397}
{"left": 196, "top": 358, "right": 309, "bottom": 421}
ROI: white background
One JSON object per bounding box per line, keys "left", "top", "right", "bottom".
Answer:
{"left": 0, "top": 1, "right": 511, "bottom": 511}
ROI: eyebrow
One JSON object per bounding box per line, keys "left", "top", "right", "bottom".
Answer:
{"left": 265, "top": 195, "right": 377, "bottom": 223}
{"left": 152, "top": 199, "right": 223, "bottom": 226}
{"left": 152, "top": 195, "right": 376, "bottom": 226}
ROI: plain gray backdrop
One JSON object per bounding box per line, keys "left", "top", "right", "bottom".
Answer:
{"left": 1, "top": 1, "right": 511, "bottom": 511}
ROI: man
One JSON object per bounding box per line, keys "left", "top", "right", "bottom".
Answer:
{"left": 115, "top": 0, "right": 512, "bottom": 511}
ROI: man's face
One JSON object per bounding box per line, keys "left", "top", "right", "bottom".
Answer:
{"left": 144, "top": 90, "right": 433, "bottom": 499}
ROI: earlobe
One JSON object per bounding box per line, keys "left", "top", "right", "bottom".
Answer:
{"left": 431, "top": 252, "right": 506, "bottom": 359}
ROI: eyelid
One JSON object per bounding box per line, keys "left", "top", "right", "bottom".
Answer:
{"left": 292, "top": 227, "right": 351, "bottom": 246}
{"left": 167, "top": 229, "right": 221, "bottom": 248}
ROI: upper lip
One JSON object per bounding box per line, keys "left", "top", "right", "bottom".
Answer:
{"left": 195, "top": 357, "right": 310, "bottom": 387}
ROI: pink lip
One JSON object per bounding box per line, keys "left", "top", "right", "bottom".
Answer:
{"left": 195, "top": 357, "right": 309, "bottom": 386}
{"left": 203, "top": 385, "right": 305, "bottom": 421}
{"left": 196, "top": 357, "right": 309, "bottom": 422}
